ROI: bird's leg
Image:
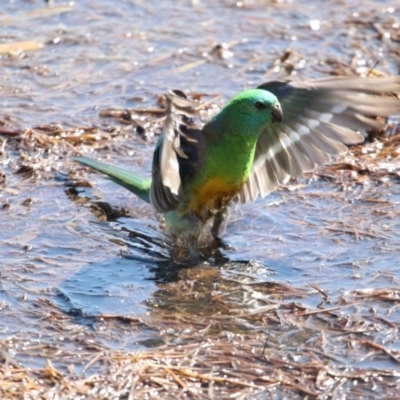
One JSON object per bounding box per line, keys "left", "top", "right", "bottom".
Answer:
{"left": 211, "top": 207, "right": 233, "bottom": 252}
{"left": 187, "top": 237, "right": 200, "bottom": 266}
{"left": 183, "top": 213, "right": 202, "bottom": 265}
{"left": 211, "top": 207, "right": 229, "bottom": 241}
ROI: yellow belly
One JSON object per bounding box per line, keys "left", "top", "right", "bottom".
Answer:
{"left": 188, "top": 177, "right": 243, "bottom": 220}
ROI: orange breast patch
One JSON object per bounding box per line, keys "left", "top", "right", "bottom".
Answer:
{"left": 189, "top": 177, "right": 243, "bottom": 219}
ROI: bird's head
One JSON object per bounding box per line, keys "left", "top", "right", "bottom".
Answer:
{"left": 206, "top": 89, "right": 282, "bottom": 137}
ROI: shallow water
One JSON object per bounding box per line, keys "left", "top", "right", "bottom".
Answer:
{"left": 1, "top": 0, "right": 400, "bottom": 381}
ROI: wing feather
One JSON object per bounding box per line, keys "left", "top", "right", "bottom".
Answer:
{"left": 150, "top": 90, "right": 203, "bottom": 212}
{"left": 238, "top": 76, "right": 400, "bottom": 203}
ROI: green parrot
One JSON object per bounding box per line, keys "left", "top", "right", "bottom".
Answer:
{"left": 74, "top": 76, "right": 400, "bottom": 263}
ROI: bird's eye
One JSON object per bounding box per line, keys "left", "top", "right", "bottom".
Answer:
{"left": 254, "top": 101, "right": 267, "bottom": 110}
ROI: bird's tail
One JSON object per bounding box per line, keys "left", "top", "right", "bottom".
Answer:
{"left": 73, "top": 156, "right": 151, "bottom": 203}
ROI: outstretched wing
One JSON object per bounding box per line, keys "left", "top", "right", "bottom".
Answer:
{"left": 238, "top": 76, "right": 400, "bottom": 203}
{"left": 150, "top": 90, "right": 203, "bottom": 212}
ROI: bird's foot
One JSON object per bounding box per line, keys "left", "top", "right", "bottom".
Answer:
{"left": 212, "top": 237, "right": 232, "bottom": 251}
{"left": 170, "top": 243, "right": 200, "bottom": 266}
{"left": 188, "top": 254, "right": 200, "bottom": 266}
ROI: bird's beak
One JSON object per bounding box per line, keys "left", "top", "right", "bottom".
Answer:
{"left": 272, "top": 103, "right": 283, "bottom": 123}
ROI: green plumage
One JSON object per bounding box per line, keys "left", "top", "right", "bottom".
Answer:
{"left": 73, "top": 76, "right": 400, "bottom": 264}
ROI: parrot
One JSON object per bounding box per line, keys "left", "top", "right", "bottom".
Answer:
{"left": 74, "top": 76, "right": 400, "bottom": 264}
